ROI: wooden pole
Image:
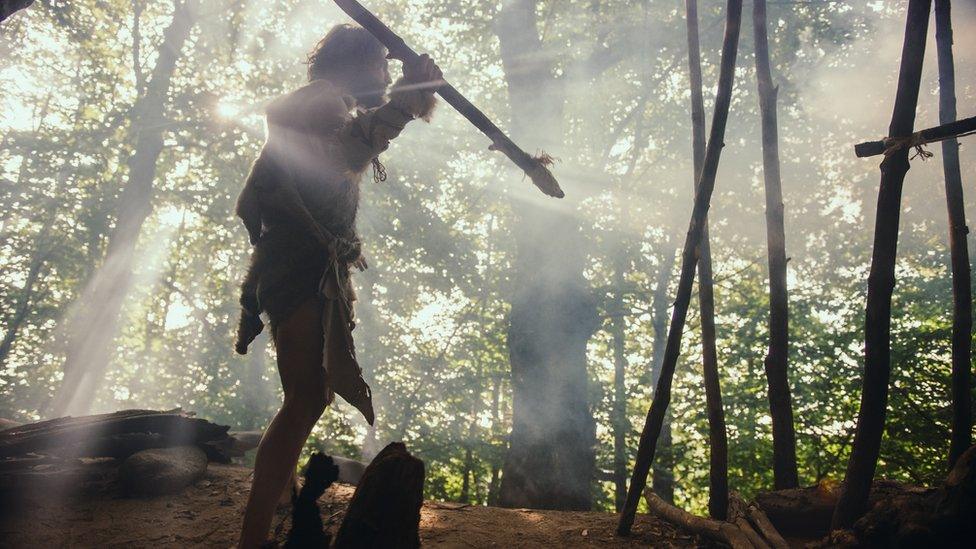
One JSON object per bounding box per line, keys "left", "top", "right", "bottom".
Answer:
{"left": 685, "top": 0, "right": 729, "bottom": 520}
{"left": 617, "top": 0, "right": 743, "bottom": 535}
{"left": 752, "top": 0, "right": 799, "bottom": 490}
{"left": 934, "top": 0, "right": 972, "bottom": 470}
{"left": 831, "top": 0, "right": 931, "bottom": 530}
{"left": 332, "top": 0, "right": 563, "bottom": 198}
{"left": 854, "top": 115, "right": 975, "bottom": 158}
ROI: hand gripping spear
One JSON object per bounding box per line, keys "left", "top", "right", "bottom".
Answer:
{"left": 333, "top": 0, "right": 564, "bottom": 198}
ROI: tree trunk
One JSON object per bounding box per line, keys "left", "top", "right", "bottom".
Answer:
{"left": 752, "top": 0, "right": 799, "bottom": 490}
{"left": 649, "top": 245, "right": 677, "bottom": 503}
{"left": 495, "top": 0, "right": 599, "bottom": 511}
{"left": 685, "top": 0, "right": 729, "bottom": 519}
{"left": 487, "top": 375, "right": 501, "bottom": 506}
{"left": 618, "top": 0, "right": 743, "bottom": 535}
{"left": 831, "top": 0, "right": 931, "bottom": 530}
{"left": 934, "top": 0, "right": 972, "bottom": 471}
{"left": 0, "top": 215, "right": 56, "bottom": 368}
{"left": 611, "top": 257, "right": 629, "bottom": 512}
{"left": 49, "top": 0, "right": 198, "bottom": 418}
{"left": 460, "top": 445, "right": 473, "bottom": 503}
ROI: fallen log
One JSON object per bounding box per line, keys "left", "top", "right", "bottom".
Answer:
{"left": 850, "top": 444, "right": 976, "bottom": 546}
{"left": 642, "top": 490, "right": 754, "bottom": 549}
{"left": 728, "top": 493, "right": 772, "bottom": 549}
{"left": 754, "top": 480, "right": 930, "bottom": 538}
{"left": 743, "top": 498, "right": 789, "bottom": 549}
{"left": 334, "top": 442, "right": 424, "bottom": 548}
{"left": 0, "top": 409, "right": 236, "bottom": 462}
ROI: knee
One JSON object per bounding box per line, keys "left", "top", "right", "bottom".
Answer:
{"left": 283, "top": 390, "right": 329, "bottom": 427}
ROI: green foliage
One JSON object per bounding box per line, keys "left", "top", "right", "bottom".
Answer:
{"left": 1, "top": 0, "right": 973, "bottom": 513}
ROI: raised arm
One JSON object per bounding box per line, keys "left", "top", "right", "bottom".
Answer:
{"left": 339, "top": 54, "right": 442, "bottom": 172}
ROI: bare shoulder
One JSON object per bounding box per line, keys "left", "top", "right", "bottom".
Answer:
{"left": 265, "top": 80, "right": 354, "bottom": 130}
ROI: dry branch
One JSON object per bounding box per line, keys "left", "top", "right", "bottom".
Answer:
{"left": 332, "top": 0, "right": 563, "bottom": 198}
{"left": 743, "top": 499, "right": 790, "bottom": 549}
{"left": 617, "top": 0, "right": 743, "bottom": 535}
{"left": 728, "top": 495, "right": 771, "bottom": 549}
{"left": 643, "top": 490, "right": 754, "bottom": 549}
{"left": 685, "top": 0, "right": 729, "bottom": 519}
{"left": 854, "top": 115, "right": 975, "bottom": 158}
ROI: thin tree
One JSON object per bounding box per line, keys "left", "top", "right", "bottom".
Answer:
{"left": 611, "top": 254, "right": 630, "bottom": 511}
{"left": 831, "top": 0, "right": 931, "bottom": 530}
{"left": 934, "top": 0, "right": 972, "bottom": 471}
{"left": 50, "top": 0, "right": 199, "bottom": 417}
{"left": 649, "top": 244, "right": 677, "bottom": 504}
{"left": 618, "top": 0, "right": 743, "bottom": 534}
{"left": 752, "top": 0, "right": 799, "bottom": 489}
{"left": 684, "top": 0, "right": 729, "bottom": 520}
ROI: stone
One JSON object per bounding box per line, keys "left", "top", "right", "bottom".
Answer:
{"left": 119, "top": 446, "right": 207, "bottom": 497}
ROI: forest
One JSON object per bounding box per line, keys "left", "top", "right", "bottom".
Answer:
{"left": 0, "top": 0, "right": 974, "bottom": 547}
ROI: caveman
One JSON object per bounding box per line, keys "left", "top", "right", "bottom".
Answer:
{"left": 233, "top": 24, "right": 441, "bottom": 548}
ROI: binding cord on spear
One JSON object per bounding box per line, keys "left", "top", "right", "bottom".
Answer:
{"left": 333, "top": 0, "right": 564, "bottom": 199}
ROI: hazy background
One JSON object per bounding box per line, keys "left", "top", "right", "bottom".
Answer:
{"left": 1, "top": 0, "right": 973, "bottom": 512}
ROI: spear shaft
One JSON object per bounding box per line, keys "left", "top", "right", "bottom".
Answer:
{"left": 333, "top": 0, "right": 563, "bottom": 198}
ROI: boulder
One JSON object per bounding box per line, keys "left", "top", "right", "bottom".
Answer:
{"left": 119, "top": 445, "right": 207, "bottom": 497}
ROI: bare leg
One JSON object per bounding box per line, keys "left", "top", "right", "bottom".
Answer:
{"left": 239, "top": 298, "right": 329, "bottom": 549}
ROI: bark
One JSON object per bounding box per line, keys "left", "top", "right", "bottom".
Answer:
{"left": 752, "top": 0, "right": 799, "bottom": 490}
{"left": 49, "top": 0, "right": 198, "bottom": 418}
{"left": 334, "top": 442, "right": 424, "bottom": 549}
{"left": 0, "top": 227, "right": 54, "bottom": 368}
{"left": 643, "top": 490, "right": 753, "bottom": 549}
{"left": 618, "top": 0, "right": 743, "bottom": 535}
{"left": 487, "top": 375, "right": 501, "bottom": 506}
{"left": 611, "top": 258, "right": 629, "bottom": 512}
{"left": 649, "top": 244, "right": 677, "bottom": 503}
{"left": 727, "top": 494, "right": 773, "bottom": 549}
{"left": 0, "top": 409, "right": 234, "bottom": 462}
{"left": 854, "top": 115, "right": 976, "bottom": 157}
{"left": 460, "top": 445, "right": 473, "bottom": 503}
{"left": 934, "top": 0, "right": 972, "bottom": 471}
{"left": 831, "top": 0, "right": 931, "bottom": 530}
{"left": 685, "top": 0, "right": 729, "bottom": 519}
{"left": 495, "top": 0, "right": 599, "bottom": 511}
{"left": 741, "top": 496, "right": 790, "bottom": 549}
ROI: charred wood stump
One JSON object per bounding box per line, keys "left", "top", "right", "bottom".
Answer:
{"left": 334, "top": 442, "right": 424, "bottom": 548}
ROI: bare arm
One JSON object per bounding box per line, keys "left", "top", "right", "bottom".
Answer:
{"left": 339, "top": 55, "right": 442, "bottom": 172}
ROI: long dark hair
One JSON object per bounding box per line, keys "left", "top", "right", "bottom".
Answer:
{"left": 306, "top": 24, "right": 387, "bottom": 82}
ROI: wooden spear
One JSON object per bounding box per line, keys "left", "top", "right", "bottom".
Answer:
{"left": 333, "top": 0, "right": 564, "bottom": 198}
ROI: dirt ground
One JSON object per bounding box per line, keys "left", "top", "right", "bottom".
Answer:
{"left": 0, "top": 463, "right": 700, "bottom": 548}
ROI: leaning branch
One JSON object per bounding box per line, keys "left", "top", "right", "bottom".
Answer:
{"left": 333, "top": 0, "right": 563, "bottom": 198}
{"left": 617, "top": 0, "right": 743, "bottom": 535}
